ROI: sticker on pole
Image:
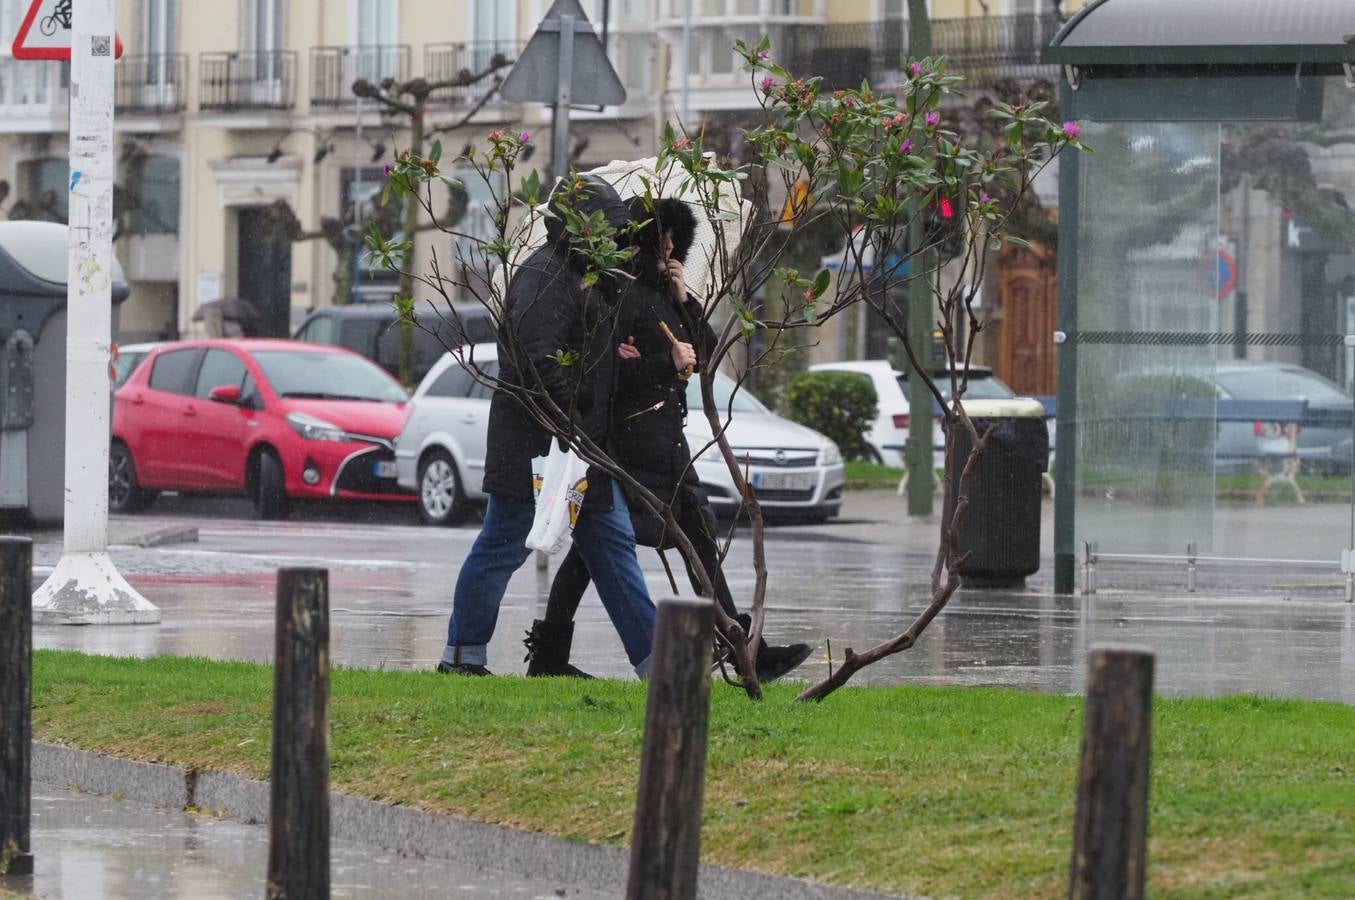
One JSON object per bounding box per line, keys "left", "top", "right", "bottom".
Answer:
{"left": 11, "top": 0, "right": 124, "bottom": 60}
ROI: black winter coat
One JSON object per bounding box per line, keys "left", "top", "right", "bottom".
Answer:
{"left": 481, "top": 176, "right": 633, "bottom": 511}
{"left": 610, "top": 198, "right": 715, "bottom": 495}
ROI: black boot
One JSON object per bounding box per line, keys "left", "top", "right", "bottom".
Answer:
{"left": 524, "top": 619, "right": 595, "bottom": 678}
{"left": 733, "top": 614, "right": 813, "bottom": 684}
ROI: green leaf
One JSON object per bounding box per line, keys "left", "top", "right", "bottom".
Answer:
{"left": 1005, "top": 235, "right": 1032, "bottom": 249}
{"left": 430, "top": 140, "right": 443, "bottom": 163}
{"left": 808, "top": 268, "right": 831, "bottom": 301}
{"left": 521, "top": 170, "right": 541, "bottom": 204}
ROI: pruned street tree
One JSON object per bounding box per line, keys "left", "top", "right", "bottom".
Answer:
{"left": 370, "top": 37, "right": 1084, "bottom": 702}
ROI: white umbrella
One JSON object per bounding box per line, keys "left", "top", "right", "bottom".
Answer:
{"left": 490, "top": 155, "right": 751, "bottom": 307}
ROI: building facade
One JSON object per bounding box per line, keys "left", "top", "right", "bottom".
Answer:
{"left": 0, "top": 0, "right": 1076, "bottom": 353}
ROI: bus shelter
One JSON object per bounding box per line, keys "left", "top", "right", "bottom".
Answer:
{"left": 1046, "top": 0, "right": 1355, "bottom": 595}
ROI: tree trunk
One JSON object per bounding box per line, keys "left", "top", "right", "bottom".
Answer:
{"left": 398, "top": 110, "right": 424, "bottom": 387}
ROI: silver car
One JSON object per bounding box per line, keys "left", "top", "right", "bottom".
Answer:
{"left": 1213, "top": 362, "right": 1354, "bottom": 474}
{"left": 395, "top": 344, "right": 847, "bottom": 525}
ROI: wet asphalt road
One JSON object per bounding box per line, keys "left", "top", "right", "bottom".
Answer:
{"left": 21, "top": 491, "right": 1355, "bottom": 703}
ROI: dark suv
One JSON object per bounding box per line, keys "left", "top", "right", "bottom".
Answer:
{"left": 292, "top": 302, "right": 496, "bottom": 383}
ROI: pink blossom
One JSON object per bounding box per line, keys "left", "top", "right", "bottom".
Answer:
{"left": 1061, "top": 120, "right": 1081, "bottom": 139}
{"left": 899, "top": 138, "right": 913, "bottom": 155}
{"left": 939, "top": 197, "right": 954, "bottom": 219}
{"left": 756, "top": 49, "right": 769, "bottom": 60}
{"left": 924, "top": 111, "right": 941, "bottom": 128}
{"left": 909, "top": 61, "right": 923, "bottom": 77}
{"left": 760, "top": 75, "right": 775, "bottom": 94}
{"left": 674, "top": 136, "right": 693, "bottom": 151}
{"left": 383, "top": 164, "right": 393, "bottom": 176}
{"left": 980, "top": 192, "right": 992, "bottom": 204}
{"left": 519, "top": 130, "right": 531, "bottom": 143}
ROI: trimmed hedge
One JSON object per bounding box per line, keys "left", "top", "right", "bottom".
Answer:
{"left": 783, "top": 371, "right": 878, "bottom": 459}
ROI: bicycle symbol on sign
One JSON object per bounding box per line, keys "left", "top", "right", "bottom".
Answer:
{"left": 40, "top": 0, "right": 73, "bottom": 37}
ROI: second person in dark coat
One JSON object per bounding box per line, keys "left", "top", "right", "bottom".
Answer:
{"left": 522, "top": 196, "right": 813, "bottom": 683}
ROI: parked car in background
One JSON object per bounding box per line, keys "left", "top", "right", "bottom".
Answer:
{"left": 1212, "top": 362, "right": 1353, "bottom": 473}
{"left": 810, "top": 360, "right": 1033, "bottom": 467}
{"left": 396, "top": 346, "right": 847, "bottom": 525}
{"left": 112, "top": 342, "right": 163, "bottom": 389}
{"left": 292, "top": 302, "right": 497, "bottom": 384}
{"left": 111, "top": 339, "right": 413, "bottom": 519}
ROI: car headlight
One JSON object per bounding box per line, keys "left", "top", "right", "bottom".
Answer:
{"left": 287, "top": 411, "right": 347, "bottom": 442}
{"left": 818, "top": 441, "right": 842, "bottom": 466}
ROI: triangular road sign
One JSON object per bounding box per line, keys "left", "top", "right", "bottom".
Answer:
{"left": 12, "top": 0, "right": 125, "bottom": 61}
{"left": 501, "top": 0, "right": 625, "bottom": 107}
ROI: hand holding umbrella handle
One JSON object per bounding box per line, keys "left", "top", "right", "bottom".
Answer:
{"left": 658, "top": 321, "right": 695, "bottom": 381}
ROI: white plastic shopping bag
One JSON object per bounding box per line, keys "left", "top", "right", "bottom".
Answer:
{"left": 525, "top": 442, "right": 589, "bottom": 554}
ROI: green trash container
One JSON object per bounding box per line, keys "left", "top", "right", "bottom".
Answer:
{"left": 945, "top": 398, "right": 1049, "bottom": 588}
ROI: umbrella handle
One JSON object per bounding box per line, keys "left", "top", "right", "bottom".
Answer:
{"left": 658, "top": 320, "right": 694, "bottom": 381}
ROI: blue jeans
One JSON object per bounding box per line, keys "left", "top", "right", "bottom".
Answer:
{"left": 443, "top": 481, "right": 656, "bottom": 673}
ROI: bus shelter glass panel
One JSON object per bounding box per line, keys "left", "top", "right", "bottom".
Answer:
{"left": 1072, "top": 77, "right": 1355, "bottom": 576}
{"left": 1073, "top": 121, "right": 1221, "bottom": 558}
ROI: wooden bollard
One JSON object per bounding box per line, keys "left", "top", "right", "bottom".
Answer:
{"left": 267, "top": 568, "right": 330, "bottom": 900}
{"left": 0, "top": 538, "right": 33, "bottom": 877}
{"left": 1069, "top": 644, "right": 1154, "bottom": 900}
{"left": 625, "top": 598, "right": 714, "bottom": 900}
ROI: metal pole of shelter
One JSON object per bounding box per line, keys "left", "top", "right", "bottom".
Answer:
{"left": 31, "top": 0, "right": 159, "bottom": 625}
{"left": 905, "top": 0, "right": 935, "bottom": 517}
{"left": 552, "top": 13, "right": 576, "bottom": 185}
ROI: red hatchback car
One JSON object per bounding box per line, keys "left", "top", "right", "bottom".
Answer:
{"left": 111, "top": 339, "right": 414, "bottom": 518}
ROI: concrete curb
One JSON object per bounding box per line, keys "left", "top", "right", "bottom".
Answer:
{"left": 33, "top": 742, "right": 909, "bottom": 900}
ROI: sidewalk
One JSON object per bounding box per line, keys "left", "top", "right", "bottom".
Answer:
{"left": 8, "top": 783, "right": 608, "bottom": 899}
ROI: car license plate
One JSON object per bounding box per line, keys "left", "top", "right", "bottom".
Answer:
{"left": 752, "top": 471, "right": 815, "bottom": 491}
{"left": 373, "top": 460, "right": 398, "bottom": 479}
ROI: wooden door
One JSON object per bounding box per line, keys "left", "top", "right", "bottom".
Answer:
{"left": 996, "top": 242, "right": 1058, "bottom": 396}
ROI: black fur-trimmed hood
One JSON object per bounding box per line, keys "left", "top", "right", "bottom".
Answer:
{"left": 625, "top": 197, "right": 698, "bottom": 283}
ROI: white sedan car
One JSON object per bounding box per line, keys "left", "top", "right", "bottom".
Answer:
{"left": 395, "top": 344, "right": 846, "bottom": 525}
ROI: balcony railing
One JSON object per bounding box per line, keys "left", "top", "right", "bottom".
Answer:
{"left": 310, "top": 45, "right": 410, "bottom": 108}
{"left": 423, "top": 41, "right": 522, "bottom": 108}
{"left": 199, "top": 50, "right": 296, "bottom": 112}
{"left": 114, "top": 53, "right": 187, "bottom": 115}
{"left": 783, "top": 14, "right": 1063, "bottom": 91}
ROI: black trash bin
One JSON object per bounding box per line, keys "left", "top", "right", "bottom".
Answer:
{"left": 945, "top": 398, "right": 1050, "bottom": 588}
{"left": 0, "top": 221, "right": 130, "bottom": 524}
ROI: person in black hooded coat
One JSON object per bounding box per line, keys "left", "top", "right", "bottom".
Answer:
{"left": 438, "top": 175, "right": 656, "bottom": 677}
{"left": 522, "top": 196, "right": 813, "bottom": 683}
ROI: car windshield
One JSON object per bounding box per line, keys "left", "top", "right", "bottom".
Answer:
{"left": 253, "top": 350, "right": 408, "bottom": 403}
{"left": 1216, "top": 367, "right": 1350, "bottom": 403}
{"left": 897, "top": 372, "right": 1015, "bottom": 402}
{"left": 685, "top": 372, "right": 767, "bottom": 414}
{"left": 113, "top": 352, "right": 149, "bottom": 388}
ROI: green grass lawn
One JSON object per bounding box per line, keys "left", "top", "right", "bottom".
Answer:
{"left": 31, "top": 651, "right": 1355, "bottom": 899}
{"left": 844, "top": 460, "right": 905, "bottom": 490}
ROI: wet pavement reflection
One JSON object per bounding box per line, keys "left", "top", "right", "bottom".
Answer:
{"left": 2, "top": 785, "right": 609, "bottom": 899}
{"left": 22, "top": 492, "right": 1355, "bottom": 704}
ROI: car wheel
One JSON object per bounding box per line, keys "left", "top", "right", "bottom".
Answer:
{"left": 109, "top": 442, "right": 151, "bottom": 513}
{"left": 253, "top": 449, "right": 292, "bottom": 521}
{"left": 418, "top": 450, "right": 465, "bottom": 526}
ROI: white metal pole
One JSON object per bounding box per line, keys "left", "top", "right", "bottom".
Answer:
{"left": 32, "top": 0, "right": 159, "bottom": 625}
{"left": 680, "top": 0, "right": 691, "bottom": 127}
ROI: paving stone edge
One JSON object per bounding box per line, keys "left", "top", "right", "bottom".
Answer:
{"left": 32, "top": 742, "right": 910, "bottom": 900}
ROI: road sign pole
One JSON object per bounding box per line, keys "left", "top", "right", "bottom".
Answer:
{"left": 551, "top": 13, "right": 576, "bottom": 184}
{"left": 31, "top": 0, "right": 159, "bottom": 625}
